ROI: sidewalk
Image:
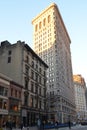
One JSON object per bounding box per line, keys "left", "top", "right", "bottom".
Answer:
{"left": 3, "top": 124, "right": 85, "bottom": 130}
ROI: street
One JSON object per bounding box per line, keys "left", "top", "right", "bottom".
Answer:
{"left": 59, "top": 125, "right": 87, "bottom": 130}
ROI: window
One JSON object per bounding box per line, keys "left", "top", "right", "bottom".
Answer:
{"left": 4, "top": 89, "right": 8, "bottom": 96}
{"left": 35, "top": 73, "right": 38, "bottom": 82}
{"left": 8, "top": 50, "right": 12, "bottom": 55}
{"left": 44, "top": 79, "right": 46, "bottom": 86}
{"left": 43, "top": 88, "right": 46, "bottom": 97}
{"left": 11, "top": 88, "right": 13, "bottom": 96}
{"left": 25, "top": 77, "right": 28, "bottom": 89}
{"left": 35, "top": 24, "right": 38, "bottom": 32}
{"left": 39, "top": 100, "right": 41, "bottom": 109}
{"left": 31, "top": 61, "right": 34, "bottom": 68}
{"left": 36, "top": 64, "right": 38, "bottom": 70}
{"left": 43, "top": 18, "right": 46, "bottom": 26}
{"left": 35, "top": 84, "right": 38, "bottom": 94}
{"left": 30, "top": 96, "right": 33, "bottom": 107}
{"left": 24, "top": 95, "right": 28, "bottom": 106}
{"left": 39, "top": 68, "right": 42, "bottom": 73}
{"left": 25, "top": 65, "right": 29, "bottom": 75}
{"left": 31, "top": 70, "right": 34, "bottom": 79}
{"left": 39, "top": 22, "right": 42, "bottom": 29}
{"left": 8, "top": 57, "right": 11, "bottom": 63}
{"left": 48, "top": 15, "right": 51, "bottom": 23}
{"left": 31, "top": 82, "right": 34, "bottom": 92}
{"left": 39, "top": 76, "right": 41, "bottom": 84}
{"left": 19, "top": 91, "right": 21, "bottom": 98}
{"left": 26, "top": 55, "right": 29, "bottom": 63}
{"left": 3, "top": 101, "right": 7, "bottom": 109}
{"left": 15, "top": 90, "right": 17, "bottom": 97}
{"left": 39, "top": 87, "right": 41, "bottom": 95}
{"left": 0, "top": 86, "right": 4, "bottom": 96}
{"left": 0, "top": 98, "right": 3, "bottom": 108}
{"left": 0, "top": 86, "right": 8, "bottom": 96}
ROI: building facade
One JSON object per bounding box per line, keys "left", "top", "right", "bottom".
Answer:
{"left": 0, "top": 73, "right": 9, "bottom": 127}
{"left": 32, "top": 3, "right": 76, "bottom": 123}
{"left": 73, "top": 75, "right": 87, "bottom": 122}
{"left": 0, "top": 73, "right": 22, "bottom": 127}
{"left": 0, "top": 40, "right": 48, "bottom": 126}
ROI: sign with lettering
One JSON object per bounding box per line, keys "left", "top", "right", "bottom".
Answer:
{"left": 0, "top": 109, "right": 8, "bottom": 114}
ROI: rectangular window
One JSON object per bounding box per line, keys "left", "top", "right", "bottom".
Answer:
{"left": 31, "top": 70, "right": 34, "bottom": 79}
{"left": 11, "top": 88, "right": 13, "bottom": 96}
{"left": 0, "top": 98, "right": 3, "bottom": 108}
{"left": 19, "top": 91, "right": 21, "bottom": 98}
{"left": 25, "top": 65, "right": 29, "bottom": 75}
{"left": 25, "top": 77, "right": 28, "bottom": 89}
{"left": 24, "top": 95, "right": 28, "bottom": 106}
{"left": 0, "top": 86, "right": 8, "bottom": 96}
{"left": 31, "top": 82, "right": 34, "bottom": 92}
{"left": 8, "top": 57, "right": 11, "bottom": 63}
{"left": 3, "top": 101, "right": 7, "bottom": 109}
{"left": 8, "top": 50, "right": 12, "bottom": 55}
{"left": 15, "top": 90, "right": 17, "bottom": 97}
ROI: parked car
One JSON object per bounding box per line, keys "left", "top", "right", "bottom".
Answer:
{"left": 81, "top": 122, "right": 87, "bottom": 125}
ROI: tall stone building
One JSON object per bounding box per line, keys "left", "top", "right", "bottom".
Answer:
{"left": 32, "top": 3, "right": 76, "bottom": 123}
{"left": 0, "top": 40, "right": 48, "bottom": 126}
{"left": 73, "top": 75, "right": 87, "bottom": 122}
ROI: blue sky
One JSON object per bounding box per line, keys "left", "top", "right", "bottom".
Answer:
{"left": 0, "top": 0, "right": 87, "bottom": 84}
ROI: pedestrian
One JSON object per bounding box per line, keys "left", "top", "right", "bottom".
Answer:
{"left": 20, "top": 121, "right": 23, "bottom": 130}
{"left": 9, "top": 121, "right": 13, "bottom": 130}
{"left": 68, "top": 120, "right": 71, "bottom": 129}
{"left": 42, "top": 120, "right": 45, "bottom": 130}
{"left": 37, "top": 119, "right": 41, "bottom": 130}
{"left": 55, "top": 121, "right": 59, "bottom": 130}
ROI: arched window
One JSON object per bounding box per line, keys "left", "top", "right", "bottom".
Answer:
{"left": 35, "top": 24, "right": 38, "bottom": 32}
{"left": 39, "top": 22, "right": 42, "bottom": 29}
{"left": 43, "top": 18, "right": 46, "bottom": 26}
{"left": 48, "top": 15, "right": 51, "bottom": 23}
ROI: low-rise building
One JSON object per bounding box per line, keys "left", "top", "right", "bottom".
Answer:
{"left": 0, "top": 73, "right": 22, "bottom": 127}
{"left": 0, "top": 40, "right": 48, "bottom": 126}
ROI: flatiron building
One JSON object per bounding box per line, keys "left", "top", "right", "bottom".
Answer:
{"left": 32, "top": 3, "right": 76, "bottom": 123}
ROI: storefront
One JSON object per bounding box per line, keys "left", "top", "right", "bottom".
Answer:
{"left": 8, "top": 98, "right": 21, "bottom": 127}
{"left": 21, "top": 108, "right": 47, "bottom": 126}
{"left": 0, "top": 109, "right": 8, "bottom": 127}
